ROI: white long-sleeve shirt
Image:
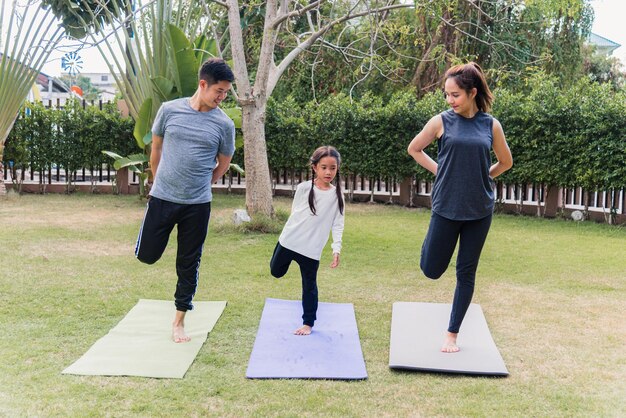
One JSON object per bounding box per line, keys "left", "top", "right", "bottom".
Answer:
{"left": 278, "top": 180, "right": 345, "bottom": 260}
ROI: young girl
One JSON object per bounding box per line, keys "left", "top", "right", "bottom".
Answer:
{"left": 407, "top": 62, "right": 513, "bottom": 353}
{"left": 270, "top": 146, "right": 345, "bottom": 336}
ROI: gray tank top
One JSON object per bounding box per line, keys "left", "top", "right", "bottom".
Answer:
{"left": 431, "top": 109, "right": 495, "bottom": 220}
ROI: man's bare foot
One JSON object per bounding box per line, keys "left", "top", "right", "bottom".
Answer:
{"left": 294, "top": 325, "right": 312, "bottom": 335}
{"left": 172, "top": 324, "right": 191, "bottom": 343}
{"left": 441, "top": 332, "right": 459, "bottom": 353}
{"left": 172, "top": 310, "right": 191, "bottom": 343}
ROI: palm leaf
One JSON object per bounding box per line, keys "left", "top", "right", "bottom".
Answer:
{"left": 133, "top": 98, "right": 153, "bottom": 149}
{"left": 168, "top": 23, "right": 199, "bottom": 97}
{"left": 1, "top": 0, "right": 64, "bottom": 145}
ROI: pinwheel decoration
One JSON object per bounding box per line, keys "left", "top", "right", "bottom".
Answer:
{"left": 61, "top": 51, "right": 83, "bottom": 76}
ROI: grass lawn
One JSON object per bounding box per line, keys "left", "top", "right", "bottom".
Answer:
{"left": 0, "top": 192, "right": 624, "bottom": 417}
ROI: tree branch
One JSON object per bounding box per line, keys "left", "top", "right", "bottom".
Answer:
{"left": 437, "top": 14, "right": 540, "bottom": 65}
{"left": 272, "top": 0, "right": 324, "bottom": 28}
{"left": 253, "top": 0, "right": 281, "bottom": 100}
{"left": 208, "top": 0, "right": 229, "bottom": 8}
{"left": 268, "top": 2, "right": 413, "bottom": 96}
{"left": 226, "top": 0, "right": 251, "bottom": 100}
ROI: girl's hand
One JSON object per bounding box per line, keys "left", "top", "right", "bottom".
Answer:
{"left": 330, "top": 253, "right": 340, "bottom": 268}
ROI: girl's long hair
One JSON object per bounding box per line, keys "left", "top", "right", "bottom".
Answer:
{"left": 308, "top": 146, "right": 344, "bottom": 216}
{"left": 444, "top": 62, "right": 493, "bottom": 112}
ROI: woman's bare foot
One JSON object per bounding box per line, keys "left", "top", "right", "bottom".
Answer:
{"left": 294, "top": 325, "right": 312, "bottom": 335}
{"left": 441, "top": 332, "right": 459, "bottom": 353}
{"left": 172, "top": 310, "right": 191, "bottom": 343}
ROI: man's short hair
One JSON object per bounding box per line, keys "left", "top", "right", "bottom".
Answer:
{"left": 199, "top": 58, "right": 235, "bottom": 86}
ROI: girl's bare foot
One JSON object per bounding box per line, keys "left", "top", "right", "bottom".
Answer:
{"left": 172, "top": 310, "right": 191, "bottom": 343}
{"left": 294, "top": 325, "right": 312, "bottom": 335}
{"left": 441, "top": 332, "right": 459, "bottom": 353}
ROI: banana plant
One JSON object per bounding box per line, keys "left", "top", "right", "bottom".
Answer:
{"left": 131, "top": 23, "right": 220, "bottom": 152}
{"left": 57, "top": 0, "right": 236, "bottom": 195}
{"left": 129, "top": 23, "right": 244, "bottom": 180}
{"left": 95, "top": 14, "right": 244, "bottom": 195}
{"left": 101, "top": 151, "right": 149, "bottom": 196}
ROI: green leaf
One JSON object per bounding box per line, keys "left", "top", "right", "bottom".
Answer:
{"left": 101, "top": 150, "right": 124, "bottom": 160}
{"left": 113, "top": 156, "right": 146, "bottom": 171}
{"left": 168, "top": 23, "right": 192, "bottom": 50}
{"left": 229, "top": 163, "right": 245, "bottom": 175}
{"left": 143, "top": 132, "right": 153, "bottom": 147}
{"left": 126, "top": 153, "right": 149, "bottom": 163}
{"left": 235, "top": 132, "right": 244, "bottom": 149}
{"left": 133, "top": 98, "right": 153, "bottom": 150}
{"left": 223, "top": 107, "right": 242, "bottom": 129}
{"left": 151, "top": 76, "right": 176, "bottom": 101}
{"left": 168, "top": 23, "right": 199, "bottom": 97}
{"left": 193, "top": 34, "right": 217, "bottom": 64}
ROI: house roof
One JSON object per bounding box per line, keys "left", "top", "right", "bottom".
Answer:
{"left": 0, "top": 52, "right": 70, "bottom": 93}
{"left": 35, "top": 72, "right": 71, "bottom": 93}
{"left": 588, "top": 32, "right": 621, "bottom": 55}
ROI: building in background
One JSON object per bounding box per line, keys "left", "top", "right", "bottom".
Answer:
{"left": 33, "top": 71, "right": 71, "bottom": 102}
{"left": 588, "top": 33, "right": 621, "bottom": 56}
{"left": 32, "top": 71, "right": 121, "bottom": 104}
{"left": 73, "top": 72, "right": 120, "bottom": 101}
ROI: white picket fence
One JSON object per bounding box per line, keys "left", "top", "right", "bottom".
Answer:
{"left": 4, "top": 165, "right": 624, "bottom": 219}
{"left": 416, "top": 179, "right": 624, "bottom": 215}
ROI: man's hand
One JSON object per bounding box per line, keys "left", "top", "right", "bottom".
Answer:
{"left": 212, "top": 153, "right": 233, "bottom": 184}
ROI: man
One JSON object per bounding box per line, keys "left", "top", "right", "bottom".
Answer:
{"left": 135, "top": 58, "right": 235, "bottom": 343}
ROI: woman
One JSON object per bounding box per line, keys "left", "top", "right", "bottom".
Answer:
{"left": 407, "top": 62, "right": 513, "bottom": 352}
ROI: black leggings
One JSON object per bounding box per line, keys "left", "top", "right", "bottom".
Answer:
{"left": 135, "top": 197, "right": 211, "bottom": 312}
{"left": 269, "top": 243, "right": 320, "bottom": 327}
{"left": 420, "top": 212, "right": 492, "bottom": 333}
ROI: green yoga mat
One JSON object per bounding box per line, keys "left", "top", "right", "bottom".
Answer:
{"left": 62, "top": 299, "right": 226, "bottom": 379}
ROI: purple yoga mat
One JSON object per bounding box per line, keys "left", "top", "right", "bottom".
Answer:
{"left": 246, "top": 298, "right": 368, "bottom": 379}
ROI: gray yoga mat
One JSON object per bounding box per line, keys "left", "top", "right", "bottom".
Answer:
{"left": 63, "top": 299, "right": 226, "bottom": 379}
{"left": 246, "top": 298, "right": 368, "bottom": 379}
{"left": 389, "top": 302, "right": 508, "bottom": 376}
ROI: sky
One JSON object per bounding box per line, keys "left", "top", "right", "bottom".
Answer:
{"left": 590, "top": 0, "right": 626, "bottom": 64}
{"left": 41, "top": 38, "right": 121, "bottom": 77}
{"left": 3, "top": 0, "right": 626, "bottom": 76}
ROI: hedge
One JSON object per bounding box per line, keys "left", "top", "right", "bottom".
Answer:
{"left": 4, "top": 77, "right": 625, "bottom": 194}
{"left": 4, "top": 99, "right": 136, "bottom": 190}
{"left": 267, "top": 76, "right": 625, "bottom": 191}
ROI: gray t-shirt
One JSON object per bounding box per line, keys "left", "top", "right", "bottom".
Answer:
{"left": 150, "top": 98, "right": 235, "bottom": 204}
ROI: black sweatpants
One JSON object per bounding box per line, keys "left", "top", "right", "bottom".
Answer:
{"left": 420, "top": 211, "right": 492, "bottom": 333}
{"left": 269, "top": 243, "right": 320, "bottom": 327}
{"left": 135, "top": 196, "right": 211, "bottom": 312}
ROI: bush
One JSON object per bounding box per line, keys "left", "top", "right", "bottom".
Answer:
{"left": 264, "top": 76, "right": 625, "bottom": 191}
{"left": 5, "top": 81, "right": 625, "bottom": 195}
{"left": 3, "top": 100, "right": 137, "bottom": 192}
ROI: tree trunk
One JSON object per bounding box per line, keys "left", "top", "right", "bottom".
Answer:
{"left": 1, "top": 119, "right": 17, "bottom": 196}
{"left": 347, "top": 173, "right": 354, "bottom": 202}
{"left": 0, "top": 147, "right": 6, "bottom": 196}
{"left": 541, "top": 184, "right": 554, "bottom": 217}
{"left": 411, "top": 21, "right": 444, "bottom": 90}
{"left": 241, "top": 101, "right": 274, "bottom": 217}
